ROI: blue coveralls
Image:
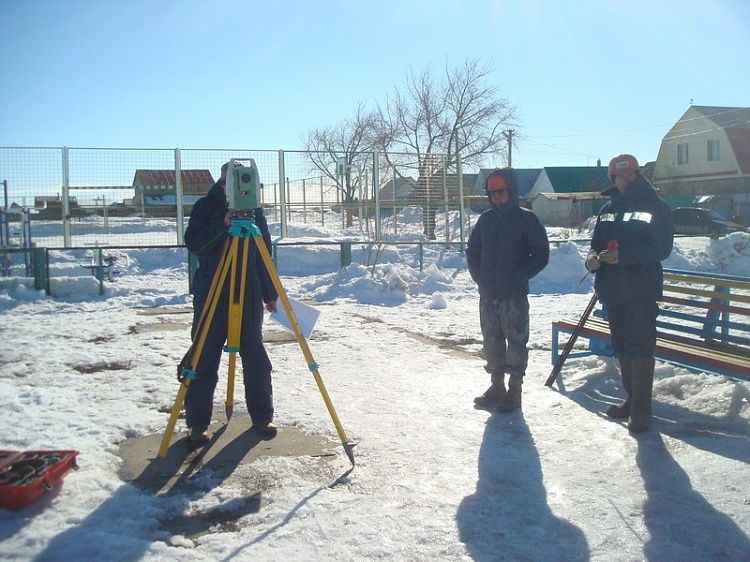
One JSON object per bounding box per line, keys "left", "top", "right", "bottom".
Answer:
{"left": 183, "top": 182, "right": 278, "bottom": 429}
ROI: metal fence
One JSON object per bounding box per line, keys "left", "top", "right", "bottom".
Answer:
{"left": 0, "top": 146, "right": 474, "bottom": 250}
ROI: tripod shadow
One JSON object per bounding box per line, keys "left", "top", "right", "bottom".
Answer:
{"left": 32, "top": 426, "right": 261, "bottom": 561}
{"left": 635, "top": 432, "right": 750, "bottom": 559}
{"left": 457, "top": 413, "right": 589, "bottom": 561}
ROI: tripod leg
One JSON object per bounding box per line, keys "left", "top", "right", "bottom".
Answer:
{"left": 252, "top": 233, "right": 356, "bottom": 465}
{"left": 224, "top": 237, "right": 250, "bottom": 420}
{"left": 158, "top": 239, "right": 236, "bottom": 458}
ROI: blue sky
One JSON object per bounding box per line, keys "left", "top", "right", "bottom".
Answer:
{"left": 1, "top": 0, "right": 748, "bottom": 169}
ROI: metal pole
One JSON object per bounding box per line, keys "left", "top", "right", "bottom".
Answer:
{"left": 373, "top": 152, "right": 381, "bottom": 242}
{"left": 457, "top": 151, "right": 465, "bottom": 244}
{"left": 62, "top": 147, "right": 71, "bottom": 247}
{"left": 174, "top": 148, "right": 185, "bottom": 245}
{"left": 320, "top": 176, "right": 325, "bottom": 227}
{"left": 278, "top": 150, "right": 287, "bottom": 238}
{"left": 443, "top": 155, "right": 449, "bottom": 241}
{"left": 302, "top": 178, "right": 307, "bottom": 223}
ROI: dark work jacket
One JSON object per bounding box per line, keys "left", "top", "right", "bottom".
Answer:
{"left": 466, "top": 199, "right": 550, "bottom": 300}
{"left": 185, "top": 182, "right": 277, "bottom": 308}
{"left": 591, "top": 177, "right": 674, "bottom": 305}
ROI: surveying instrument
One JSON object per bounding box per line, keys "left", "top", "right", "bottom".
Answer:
{"left": 158, "top": 159, "right": 356, "bottom": 465}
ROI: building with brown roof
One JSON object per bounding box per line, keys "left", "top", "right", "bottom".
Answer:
{"left": 132, "top": 169, "right": 214, "bottom": 216}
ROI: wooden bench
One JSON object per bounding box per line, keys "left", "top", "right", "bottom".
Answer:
{"left": 551, "top": 269, "right": 750, "bottom": 382}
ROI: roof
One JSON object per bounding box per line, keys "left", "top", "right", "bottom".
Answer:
{"left": 691, "top": 106, "right": 750, "bottom": 130}
{"left": 532, "top": 191, "right": 605, "bottom": 201}
{"left": 542, "top": 166, "right": 611, "bottom": 194}
{"left": 133, "top": 169, "right": 215, "bottom": 187}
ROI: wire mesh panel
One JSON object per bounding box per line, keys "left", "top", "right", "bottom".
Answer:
{"left": 67, "top": 148, "right": 178, "bottom": 246}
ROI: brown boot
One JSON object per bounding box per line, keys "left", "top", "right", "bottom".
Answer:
{"left": 495, "top": 375, "right": 522, "bottom": 413}
{"left": 628, "top": 356, "right": 655, "bottom": 433}
{"left": 474, "top": 372, "right": 506, "bottom": 408}
{"left": 606, "top": 356, "right": 632, "bottom": 419}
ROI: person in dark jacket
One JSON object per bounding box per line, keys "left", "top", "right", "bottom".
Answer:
{"left": 585, "top": 154, "right": 674, "bottom": 432}
{"left": 183, "top": 161, "right": 279, "bottom": 444}
{"left": 466, "top": 168, "right": 550, "bottom": 412}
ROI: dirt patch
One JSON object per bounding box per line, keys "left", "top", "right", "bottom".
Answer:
{"left": 129, "top": 321, "right": 190, "bottom": 334}
{"left": 73, "top": 360, "right": 132, "bottom": 373}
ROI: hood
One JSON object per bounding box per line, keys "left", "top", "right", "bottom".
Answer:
{"left": 485, "top": 168, "right": 520, "bottom": 209}
{"left": 207, "top": 181, "right": 228, "bottom": 207}
{"left": 601, "top": 176, "right": 657, "bottom": 205}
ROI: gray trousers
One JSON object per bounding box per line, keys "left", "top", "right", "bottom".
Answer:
{"left": 479, "top": 293, "right": 530, "bottom": 378}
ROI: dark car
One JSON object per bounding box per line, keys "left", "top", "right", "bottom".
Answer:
{"left": 672, "top": 207, "right": 747, "bottom": 237}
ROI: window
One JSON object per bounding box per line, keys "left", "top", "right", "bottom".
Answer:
{"left": 708, "top": 139, "right": 720, "bottom": 161}
{"left": 677, "top": 143, "right": 689, "bottom": 165}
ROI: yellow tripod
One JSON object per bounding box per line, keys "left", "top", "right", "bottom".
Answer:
{"left": 158, "top": 216, "right": 356, "bottom": 465}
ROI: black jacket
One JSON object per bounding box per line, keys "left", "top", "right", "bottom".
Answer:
{"left": 466, "top": 176, "right": 549, "bottom": 299}
{"left": 591, "top": 177, "right": 674, "bottom": 305}
{"left": 185, "top": 182, "right": 277, "bottom": 306}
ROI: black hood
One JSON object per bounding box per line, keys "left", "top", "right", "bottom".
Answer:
{"left": 601, "top": 176, "right": 658, "bottom": 204}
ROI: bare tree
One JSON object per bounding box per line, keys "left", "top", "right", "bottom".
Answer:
{"left": 302, "top": 103, "right": 378, "bottom": 227}
{"left": 378, "top": 58, "right": 517, "bottom": 239}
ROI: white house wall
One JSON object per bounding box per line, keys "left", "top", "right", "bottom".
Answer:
{"left": 654, "top": 107, "right": 740, "bottom": 183}
{"left": 526, "top": 170, "right": 553, "bottom": 199}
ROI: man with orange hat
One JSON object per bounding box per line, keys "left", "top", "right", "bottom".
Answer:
{"left": 585, "top": 154, "right": 674, "bottom": 432}
{"left": 466, "top": 168, "right": 549, "bottom": 413}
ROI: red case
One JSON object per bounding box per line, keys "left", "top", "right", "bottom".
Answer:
{"left": 0, "top": 450, "right": 79, "bottom": 511}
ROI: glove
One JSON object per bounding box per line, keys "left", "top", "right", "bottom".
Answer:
{"left": 585, "top": 251, "right": 601, "bottom": 272}
{"left": 598, "top": 248, "right": 619, "bottom": 265}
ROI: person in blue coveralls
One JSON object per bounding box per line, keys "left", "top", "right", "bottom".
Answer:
{"left": 184, "top": 161, "right": 279, "bottom": 444}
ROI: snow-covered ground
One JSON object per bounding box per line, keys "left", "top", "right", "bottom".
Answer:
{"left": 1, "top": 212, "right": 749, "bottom": 561}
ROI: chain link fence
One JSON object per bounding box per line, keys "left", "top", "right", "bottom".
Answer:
{"left": 1, "top": 146, "right": 482, "bottom": 294}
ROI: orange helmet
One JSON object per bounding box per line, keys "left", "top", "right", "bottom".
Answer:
{"left": 608, "top": 154, "right": 640, "bottom": 178}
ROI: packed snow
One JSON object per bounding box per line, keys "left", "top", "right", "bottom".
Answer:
{"left": 1, "top": 213, "right": 749, "bottom": 561}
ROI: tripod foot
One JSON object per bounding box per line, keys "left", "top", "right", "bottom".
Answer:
{"left": 343, "top": 441, "right": 357, "bottom": 466}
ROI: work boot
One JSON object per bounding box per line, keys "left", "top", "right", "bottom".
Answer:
{"left": 474, "top": 372, "right": 506, "bottom": 408}
{"left": 628, "top": 356, "right": 655, "bottom": 433}
{"left": 606, "top": 356, "right": 633, "bottom": 419}
{"left": 189, "top": 426, "right": 209, "bottom": 445}
{"left": 251, "top": 421, "right": 278, "bottom": 439}
{"left": 496, "top": 375, "right": 523, "bottom": 413}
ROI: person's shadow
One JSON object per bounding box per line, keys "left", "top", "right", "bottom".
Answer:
{"left": 457, "top": 412, "right": 589, "bottom": 561}
{"left": 552, "top": 366, "right": 750, "bottom": 560}
{"left": 636, "top": 432, "right": 750, "bottom": 560}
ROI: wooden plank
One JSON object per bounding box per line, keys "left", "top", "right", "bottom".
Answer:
{"left": 664, "top": 272, "right": 750, "bottom": 291}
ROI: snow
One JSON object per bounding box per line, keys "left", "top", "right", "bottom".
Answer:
{"left": 1, "top": 216, "right": 749, "bottom": 561}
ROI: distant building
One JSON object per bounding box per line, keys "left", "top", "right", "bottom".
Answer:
{"left": 133, "top": 169, "right": 214, "bottom": 216}
{"left": 527, "top": 166, "right": 610, "bottom": 227}
{"left": 653, "top": 105, "right": 750, "bottom": 221}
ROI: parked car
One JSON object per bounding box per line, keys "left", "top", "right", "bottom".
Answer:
{"left": 672, "top": 207, "right": 748, "bottom": 237}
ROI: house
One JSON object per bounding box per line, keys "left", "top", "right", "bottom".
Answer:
{"left": 132, "top": 169, "right": 214, "bottom": 216}
{"left": 527, "top": 166, "right": 610, "bottom": 227}
{"left": 378, "top": 176, "right": 418, "bottom": 203}
{"left": 652, "top": 105, "right": 750, "bottom": 221}
{"left": 33, "top": 195, "right": 87, "bottom": 220}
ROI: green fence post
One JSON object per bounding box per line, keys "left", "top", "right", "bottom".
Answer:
{"left": 188, "top": 251, "right": 198, "bottom": 294}
{"left": 32, "top": 248, "right": 48, "bottom": 293}
{"left": 340, "top": 242, "right": 351, "bottom": 267}
{"left": 419, "top": 243, "right": 424, "bottom": 272}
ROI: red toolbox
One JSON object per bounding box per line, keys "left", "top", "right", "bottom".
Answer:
{"left": 0, "top": 450, "right": 79, "bottom": 510}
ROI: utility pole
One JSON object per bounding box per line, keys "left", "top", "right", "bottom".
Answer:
{"left": 504, "top": 129, "right": 515, "bottom": 167}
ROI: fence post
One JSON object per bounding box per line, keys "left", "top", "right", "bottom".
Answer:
{"left": 62, "top": 147, "right": 71, "bottom": 247}
{"left": 187, "top": 251, "right": 198, "bottom": 294}
{"left": 32, "top": 247, "right": 48, "bottom": 293}
{"left": 373, "top": 152, "right": 381, "bottom": 242}
{"left": 340, "top": 242, "right": 351, "bottom": 267}
{"left": 320, "top": 177, "right": 325, "bottom": 227}
{"left": 278, "top": 150, "right": 288, "bottom": 238}
{"left": 174, "top": 148, "right": 185, "bottom": 245}
{"left": 302, "top": 178, "right": 307, "bottom": 223}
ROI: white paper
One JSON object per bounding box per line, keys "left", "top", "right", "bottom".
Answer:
{"left": 270, "top": 298, "right": 320, "bottom": 339}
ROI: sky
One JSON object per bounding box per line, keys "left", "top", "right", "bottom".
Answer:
{"left": 1, "top": 212, "right": 749, "bottom": 559}
{"left": 1, "top": 0, "right": 749, "bottom": 170}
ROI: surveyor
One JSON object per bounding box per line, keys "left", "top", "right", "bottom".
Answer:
{"left": 183, "top": 161, "right": 279, "bottom": 444}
